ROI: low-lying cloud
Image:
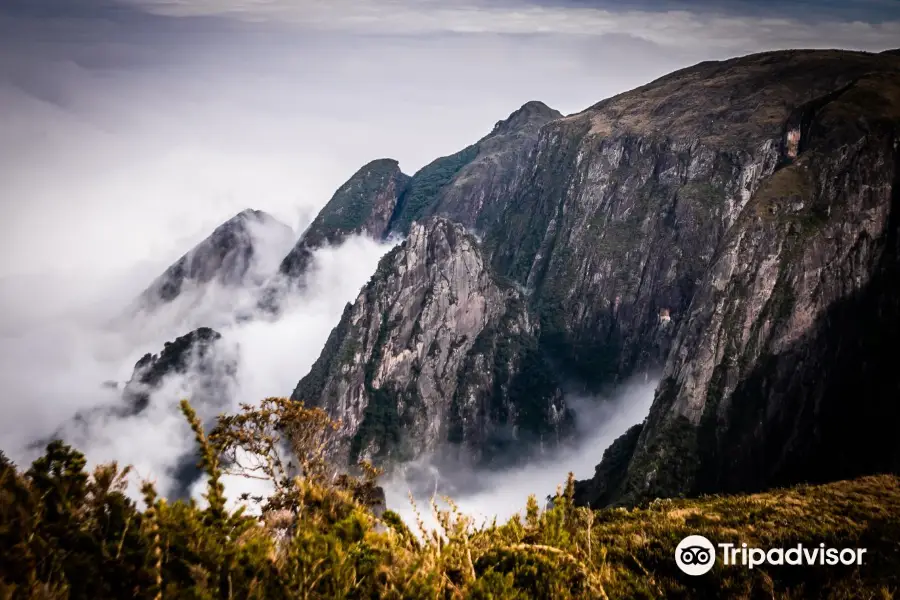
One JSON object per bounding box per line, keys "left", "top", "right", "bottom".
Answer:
{"left": 382, "top": 378, "right": 658, "bottom": 530}
{"left": 0, "top": 232, "right": 397, "bottom": 504}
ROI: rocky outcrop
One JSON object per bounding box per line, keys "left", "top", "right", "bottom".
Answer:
{"left": 271, "top": 101, "right": 562, "bottom": 298}
{"left": 573, "top": 53, "right": 900, "bottom": 504}
{"left": 122, "top": 327, "right": 236, "bottom": 416}
{"left": 280, "top": 49, "right": 900, "bottom": 499}
{"left": 278, "top": 159, "right": 410, "bottom": 281}
{"left": 486, "top": 50, "right": 900, "bottom": 392}
{"left": 138, "top": 209, "right": 294, "bottom": 309}
{"left": 387, "top": 101, "right": 563, "bottom": 235}
{"left": 40, "top": 327, "right": 237, "bottom": 497}
{"left": 122, "top": 327, "right": 238, "bottom": 497}
{"left": 291, "top": 217, "right": 568, "bottom": 468}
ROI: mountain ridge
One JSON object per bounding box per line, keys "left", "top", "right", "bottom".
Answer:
{"left": 137, "top": 208, "right": 294, "bottom": 310}
{"left": 282, "top": 48, "right": 900, "bottom": 503}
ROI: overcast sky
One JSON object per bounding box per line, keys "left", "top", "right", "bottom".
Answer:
{"left": 1, "top": 0, "right": 898, "bottom": 283}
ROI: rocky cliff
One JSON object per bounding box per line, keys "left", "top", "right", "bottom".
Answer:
{"left": 291, "top": 217, "right": 568, "bottom": 468}
{"left": 138, "top": 209, "right": 294, "bottom": 309}
{"left": 41, "top": 327, "right": 237, "bottom": 498}
{"left": 567, "top": 51, "right": 900, "bottom": 505}
{"left": 121, "top": 327, "right": 236, "bottom": 417}
{"left": 281, "top": 49, "right": 899, "bottom": 500}
{"left": 278, "top": 159, "right": 410, "bottom": 282}
{"left": 486, "top": 50, "right": 900, "bottom": 392}
{"left": 386, "top": 101, "right": 563, "bottom": 235}
{"left": 270, "top": 102, "right": 562, "bottom": 298}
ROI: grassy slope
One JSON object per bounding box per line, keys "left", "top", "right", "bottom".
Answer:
{"left": 591, "top": 474, "right": 900, "bottom": 598}
{"left": 3, "top": 430, "right": 899, "bottom": 599}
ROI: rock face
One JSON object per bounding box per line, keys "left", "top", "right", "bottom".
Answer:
{"left": 271, "top": 102, "right": 561, "bottom": 295}
{"left": 572, "top": 424, "right": 643, "bottom": 508}
{"left": 386, "top": 101, "right": 563, "bottom": 235}
{"left": 486, "top": 50, "right": 900, "bottom": 391}
{"left": 569, "top": 51, "right": 900, "bottom": 505}
{"left": 292, "top": 217, "right": 568, "bottom": 467}
{"left": 42, "top": 327, "right": 237, "bottom": 498}
{"left": 123, "top": 327, "right": 237, "bottom": 498}
{"left": 139, "top": 209, "right": 294, "bottom": 309}
{"left": 285, "top": 48, "right": 899, "bottom": 501}
{"left": 278, "top": 159, "right": 410, "bottom": 281}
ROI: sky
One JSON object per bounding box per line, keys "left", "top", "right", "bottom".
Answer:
{"left": 2, "top": 0, "right": 898, "bottom": 281}
{"left": 0, "top": 0, "right": 898, "bottom": 516}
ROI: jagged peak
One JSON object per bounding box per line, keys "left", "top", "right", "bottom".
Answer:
{"left": 490, "top": 100, "right": 562, "bottom": 136}
{"left": 209, "top": 209, "right": 291, "bottom": 240}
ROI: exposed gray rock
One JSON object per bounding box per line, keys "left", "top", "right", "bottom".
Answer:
{"left": 572, "top": 53, "right": 900, "bottom": 504}
{"left": 486, "top": 50, "right": 900, "bottom": 391}
{"left": 271, "top": 101, "right": 561, "bottom": 300}
{"left": 291, "top": 217, "right": 569, "bottom": 468}
{"left": 387, "top": 100, "right": 563, "bottom": 235}
{"left": 138, "top": 209, "right": 294, "bottom": 310}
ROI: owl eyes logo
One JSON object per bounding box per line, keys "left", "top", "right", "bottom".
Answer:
{"left": 680, "top": 546, "right": 711, "bottom": 565}
{"left": 675, "top": 535, "right": 716, "bottom": 575}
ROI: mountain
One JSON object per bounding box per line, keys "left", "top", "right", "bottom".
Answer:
{"left": 291, "top": 217, "right": 569, "bottom": 468}
{"left": 385, "top": 100, "right": 563, "bottom": 235}
{"left": 138, "top": 209, "right": 294, "bottom": 310}
{"left": 604, "top": 64, "right": 900, "bottom": 505}
{"left": 484, "top": 50, "right": 900, "bottom": 392}
{"left": 41, "top": 327, "right": 237, "bottom": 499}
{"left": 270, "top": 101, "right": 562, "bottom": 298}
{"left": 284, "top": 48, "right": 900, "bottom": 503}
{"left": 278, "top": 159, "right": 410, "bottom": 281}
{"left": 560, "top": 50, "right": 900, "bottom": 506}
{"left": 121, "top": 327, "right": 235, "bottom": 417}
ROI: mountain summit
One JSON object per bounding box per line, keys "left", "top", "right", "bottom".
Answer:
{"left": 137, "top": 209, "right": 294, "bottom": 310}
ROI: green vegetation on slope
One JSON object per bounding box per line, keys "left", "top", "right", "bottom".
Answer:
{"left": 2, "top": 398, "right": 899, "bottom": 599}
{"left": 304, "top": 159, "right": 407, "bottom": 245}
{"left": 388, "top": 145, "right": 480, "bottom": 235}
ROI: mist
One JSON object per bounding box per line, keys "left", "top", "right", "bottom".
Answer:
{"left": 0, "top": 231, "right": 397, "bottom": 502}
{"left": 382, "top": 378, "right": 658, "bottom": 530}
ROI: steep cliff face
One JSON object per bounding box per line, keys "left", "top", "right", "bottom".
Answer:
{"left": 138, "top": 209, "right": 294, "bottom": 309}
{"left": 281, "top": 49, "right": 898, "bottom": 499}
{"left": 486, "top": 50, "right": 900, "bottom": 392}
{"left": 273, "top": 101, "right": 561, "bottom": 299}
{"left": 278, "top": 159, "right": 410, "bottom": 281}
{"left": 573, "top": 55, "right": 900, "bottom": 505}
{"left": 291, "top": 217, "right": 568, "bottom": 467}
{"left": 388, "top": 101, "right": 563, "bottom": 235}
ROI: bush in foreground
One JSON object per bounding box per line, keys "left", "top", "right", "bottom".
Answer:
{"left": 1, "top": 398, "right": 899, "bottom": 599}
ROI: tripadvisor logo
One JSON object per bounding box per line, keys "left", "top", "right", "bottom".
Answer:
{"left": 675, "top": 535, "right": 868, "bottom": 575}
{"left": 676, "top": 535, "right": 717, "bottom": 575}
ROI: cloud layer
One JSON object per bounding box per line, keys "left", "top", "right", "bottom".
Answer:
{"left": 125, "top": 0, "right": 900, "bottom": 51}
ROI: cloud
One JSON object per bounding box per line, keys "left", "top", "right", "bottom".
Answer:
{"left": 382, "top": 377, "right": 658, "bottom": 530}
{"left": 123, "top": 0, "right": 900, "bottom": 52}
{"left": 0, "top": 233, "right": 397, "bottom": 503}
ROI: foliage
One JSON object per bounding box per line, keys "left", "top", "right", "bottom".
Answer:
{"left": 306, "top": 160, "right": 405, "bottom": 245}
{"left": 2, "top": 399, "right": 900, "bottom": 599}
{"left": 388, "top": 145, "right": 480, "bottom": 235}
